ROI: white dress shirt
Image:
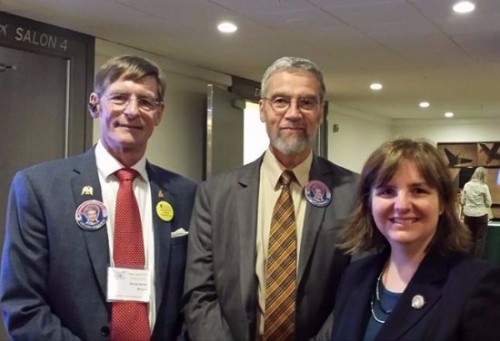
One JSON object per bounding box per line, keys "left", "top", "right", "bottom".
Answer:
{"left": 94, "top": 140, "right": 157, "bottom": 330}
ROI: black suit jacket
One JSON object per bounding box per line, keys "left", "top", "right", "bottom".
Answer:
{"left": 0, "top": 149, "right": 197, "bottom": 340}
{"left": 329, "top": 249, "right": 500, "bottom": 340}
{"left": 183, "top": 154, "right": 358, "bottom": 341}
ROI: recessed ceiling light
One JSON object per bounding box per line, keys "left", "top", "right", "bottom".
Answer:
{"left": 444, "top": 111, "right": 454, "bottom": 118}
{"left": 217, "top": 21, "right": 238, "bottom": 33}
{"left": 419, "top": 101, "right": 430, "bottom": 108}
{"left": 453, "top": 1, "right": 476, "bottom": 14}
{"left": 370, "top": 83, "right": 383, "bottom": 91}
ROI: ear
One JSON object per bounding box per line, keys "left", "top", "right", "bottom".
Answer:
{"left": 153, "top": 102, "right": 165, "bottom": 126}
{"left": 318, "top": 101, "right": 325, "bottom": 125}
{"left": 88, "top": 93, "right": 100, "bottom": 118}
{"left": 259, "top": 99, "right": 265, "bottom": 123}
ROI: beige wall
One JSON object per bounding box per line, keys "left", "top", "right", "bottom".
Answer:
{"left": 92, "top": 39, "right": 231, "bottom": 181}
{"left": 92, "top": 40, "right": 500, "bottom": 180}
{"left": 328, "top": 110, "right": 500, "bottom": 173}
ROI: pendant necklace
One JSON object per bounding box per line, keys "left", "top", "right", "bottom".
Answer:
{"left": 370, "top": 270, "right": 392, "bottom": 324}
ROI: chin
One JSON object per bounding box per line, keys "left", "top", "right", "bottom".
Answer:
{"left": 272, "top": 136, "right": 310, "bottom": 155}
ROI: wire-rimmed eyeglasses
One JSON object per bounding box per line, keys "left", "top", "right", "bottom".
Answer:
{"left": 262, "top": 95, "right": 320, "bottom": 113}
{"left": 104, "top": 92, "right": 162, "bottom": 113}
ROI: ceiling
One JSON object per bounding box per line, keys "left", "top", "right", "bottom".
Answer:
{"left": 3, "top": 0, "right": 500, "bottom": 121}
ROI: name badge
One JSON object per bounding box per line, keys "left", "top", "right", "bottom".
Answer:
{"left": 107, "top": 267, "right": 151, "bottom": 303}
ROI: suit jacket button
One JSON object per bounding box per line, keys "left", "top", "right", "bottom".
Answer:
{"left": 101, "top": 326, "right": 110, "bottom": 336}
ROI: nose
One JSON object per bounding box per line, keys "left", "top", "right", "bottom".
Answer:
{"left": 123, "top": 97, "right": 140, "bottom": 117}
{"left": 284, "top": 99, "right": 302, "bottom": 119}
{"left": 394, "top": 190, "right": 411, "bottom": 210}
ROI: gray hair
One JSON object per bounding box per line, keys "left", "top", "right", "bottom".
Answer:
{"left": 260, "top": 56, "right": 326, "bottom": 101}
{"left": 471, "top": 166, "right": 487, "bottom": 183}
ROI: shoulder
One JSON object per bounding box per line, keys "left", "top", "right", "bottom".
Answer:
{"left": 14, "top": 153, "right": 88, "bottom": 182}
{"left": 431, "top": 253, "right": 500, "bottom": 299}
{"left": 314, "top": 156, "right": 358, "bottom": 182}
{"left": 147, "top": 163, "right": 198, "bottom": 193}
{"left": 201, "top": 159, "right": 259, "bottom": 190}
{"left": 334, "top": 253, "right": 384, "bottom": 301}
{"left": 448, "top": 257, "right": 500, "bottom": 315}
{"left": 448, "top": 254, "right": 500, "bottom": 279}
{"left": 315, "top": 156, "right": 356, "bottom": 175}
{"left": 343, "top": 252, "right": 384, "bottom": 279}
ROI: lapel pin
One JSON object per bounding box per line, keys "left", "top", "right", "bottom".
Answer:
{"left": 305, "top": 180, "right": 331, "bottom": 207}
{"left": 411, "top": 294, "right": 426, "bottom": 309}
{"left": 158, "top": 189, "right": 164, "bottom": 198}
{"left": 81, "top": 186, "right": 93, "bottom": 196}
{"left": 156, "top": 200, "right": 174, "bottom": 222}
{"left": 75, "top": 200, "right": 107, "bottom": 231}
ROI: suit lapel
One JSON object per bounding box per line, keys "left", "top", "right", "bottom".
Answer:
{"left": 377, "top": 251, "right": 448, "bottom": 340}
{"left": 347, "top": 258, "right": 385, "bottom": 340}
{"left": 147, "top": 164, "right": 174, "bottom": 311}
{"left": 70, "top": 149, "right": 109, "bottom": 297}
{"left": 237, "top": 160, "right": 261, "bottom": 318}
{"left": 298, "top": 156, "right": 331, "bottom": 284}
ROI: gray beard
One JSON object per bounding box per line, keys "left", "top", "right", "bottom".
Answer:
{"left": 269, "top": 131, "right": 316, "bottom": 155}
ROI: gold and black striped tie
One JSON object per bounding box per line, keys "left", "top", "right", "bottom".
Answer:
{"left": 264, "top": 170, "right": 296, "bottom": 341}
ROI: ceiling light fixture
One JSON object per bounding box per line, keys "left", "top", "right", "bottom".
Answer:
{"left": 453, "top": 1, "right": 476, "bottom": 14}
{"left": 370, "top": 83, "right": 383, "bottom": 91}
{"left": 444, "top": 111, "right": 454, "bottom": 118}
{"left": 217, "top": 21, "right": 238, "bottom": 33}
{"left": 419, "top": 101, "right": 430, "bottom": 108}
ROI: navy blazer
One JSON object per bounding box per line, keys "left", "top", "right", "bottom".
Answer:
{"left": 329, "top": 249, "right": 500, "bottom": 340}
{"left": 184, "top": 154, "right": 358, "bottom": 341}
{"left": 0, "top": 149, "right": 197, "bottom": 340}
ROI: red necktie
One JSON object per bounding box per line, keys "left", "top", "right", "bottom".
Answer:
{"left": 111, "top": 168, "right": 150, "bottom": 340}
{"left": 264, "top": 170, "right": 297, "bottom": 341}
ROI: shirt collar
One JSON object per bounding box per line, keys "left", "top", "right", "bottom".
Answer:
{"left": 261, "top": 148, "right": 312, "bottom": 189}
{"left": 95, "top": 140, "right": 149, "bottom": 182}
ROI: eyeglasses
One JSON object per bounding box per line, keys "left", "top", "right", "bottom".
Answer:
{"left": 104, "top": 92, "right": 161, "bottom": 113}
{"left": 262, "top": 96, "right": 320, "bottom": 113}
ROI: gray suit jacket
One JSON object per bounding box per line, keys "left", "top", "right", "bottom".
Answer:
{"left": 183, "top": 155, "right": 358, "bottom": 341}
{"left": 0, "top": 148, "right": 197, "bottom": 340}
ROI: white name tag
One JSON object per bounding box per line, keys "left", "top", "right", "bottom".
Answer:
{"left": 107, "top": 267, "right": 151, "bottom": 302}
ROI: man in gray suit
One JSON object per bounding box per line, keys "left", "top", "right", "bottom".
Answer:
{"left": 183, "top": 57, "right": 357, "bottom": 341}
{"left": 1, "top": 55, "right": 196, "bottom": 340}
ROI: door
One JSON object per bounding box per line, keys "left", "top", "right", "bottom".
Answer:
{"left": 0, "top": 46, "right": 68, "bottom": 340}
{"left": 205, "top": 84, "right": 245, "bottom": 179}
{"left": 0, "top": 46, "right": 68, "bottom": 237}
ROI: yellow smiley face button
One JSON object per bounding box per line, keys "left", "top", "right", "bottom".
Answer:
{"left": 156, "top": 200, "right": 174, "bottom": 222}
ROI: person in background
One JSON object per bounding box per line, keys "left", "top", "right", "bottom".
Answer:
{"left": 183, "top": 56, "right": 357, "bottom": 341}
{"left": 461, "top": 166, "right": 492, "bottom": 257}
{"left": 319, "top": 138, "right": 500, "bottom": 341}
{"left": 0, "top": 55, "right": 197, "bottom": 340}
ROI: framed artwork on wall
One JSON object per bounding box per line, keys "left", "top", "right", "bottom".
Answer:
{"left": 438, "top": 142, "right": 500, "bottom": 219}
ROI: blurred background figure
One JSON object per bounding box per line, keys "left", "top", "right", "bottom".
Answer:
{"left": 461, "top": 166, "right": 492, "bottom": 257}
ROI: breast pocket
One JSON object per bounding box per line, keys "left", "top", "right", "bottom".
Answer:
{"left": 170, "top": 234, "right": 188, "bottom": 247}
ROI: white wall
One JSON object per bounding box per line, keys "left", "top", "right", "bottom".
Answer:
{"left": 393, "top": 118, "right": 500, "bottom": 143}
{"left": 327, "top": 110, "right": 393, "bottom": 173}
{"left": 91, "top": 39, "right": 499, "bottom": 179}
{"left": 243, "top": 101, "right": 268, "bottom": 164}
{"left": 327, "top": 111, "right": 500, "bottom": 173}
{"left": 92, "top": 39, "right": 232, "bottom": 181}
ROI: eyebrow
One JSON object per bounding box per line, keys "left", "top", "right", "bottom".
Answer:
{"left": 269, "top": 93, "right": 318, "bottom": 98}
{"left": 376, "top": 181, "right": 430, "bottom": 188}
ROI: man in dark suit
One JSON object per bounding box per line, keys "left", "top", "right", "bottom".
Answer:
{"left": 0, "top": 55, "right": 197, "bottom": 340}
{"left": 183, "top": 56, "right": 357, "bottom": 341}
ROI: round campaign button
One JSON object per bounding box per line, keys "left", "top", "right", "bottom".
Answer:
{"left": 75, "top": 200, "right": 108, "bottom": 231}
{"left": 304, "top": 180, "right": 331, "bottom": 207}
{"left": 156, "top": 200, "right": 174, "bottom": 222}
